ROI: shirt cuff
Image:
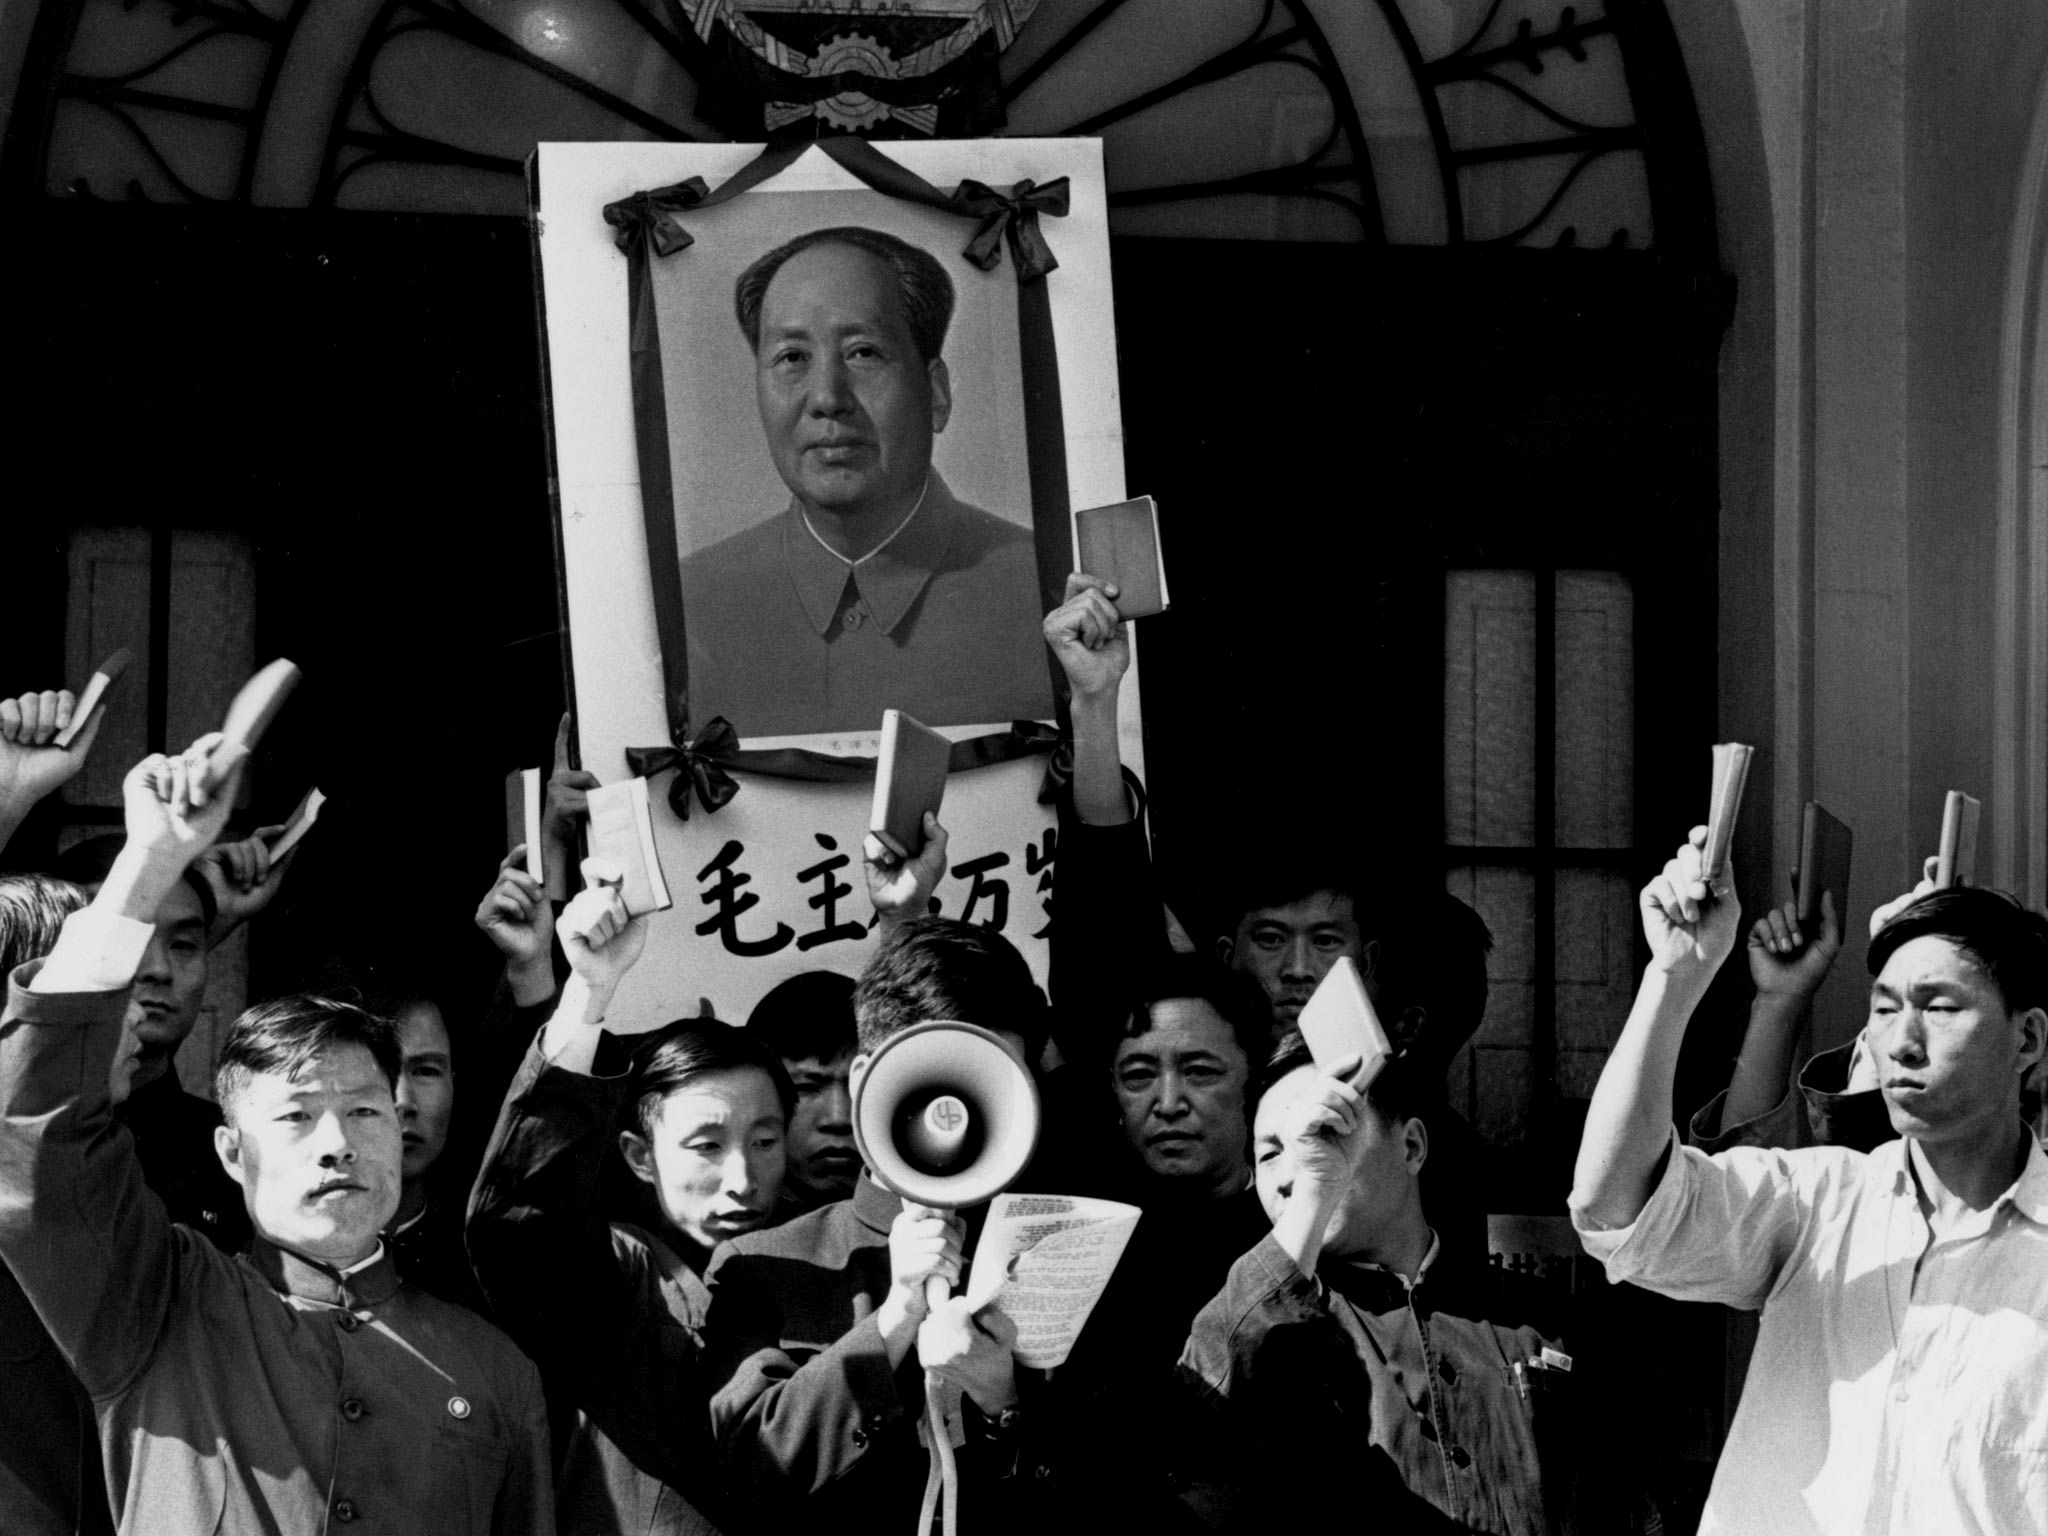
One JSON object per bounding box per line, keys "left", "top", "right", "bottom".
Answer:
{"left": 30, "top": 906, "right": 154, "bottom": 995}
{"left": 1688, "top": 1085, "right": 1800, "bottom": 1154}
{"left": 1569, "top": 1124, "right": 1684, "bottom": 1257}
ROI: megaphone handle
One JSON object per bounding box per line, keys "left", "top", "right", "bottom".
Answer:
{"left": 917, "top": 1273, "right": 960, "bottom": 1536}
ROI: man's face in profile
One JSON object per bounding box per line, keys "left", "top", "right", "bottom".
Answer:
{"left": 754, "top": 242, "right": 952, "bottom": 527}
{"left": 393, "top": 1001, "right": 454, "bottom": 1184}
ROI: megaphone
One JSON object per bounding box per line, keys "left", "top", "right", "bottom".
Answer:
{"left": 852, "top": 1020, "right": 1041, "bottom": 1212}
{"left": 854, "top": 1020, "right": 1038, "bottom": 1536}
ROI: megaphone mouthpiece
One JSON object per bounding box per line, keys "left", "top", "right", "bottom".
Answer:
{"left": 853, "top": 1020, "right": 1041, "bottom": 1211}
{"left": 904, "top": 1094, "right": 972, "bottom": 1169}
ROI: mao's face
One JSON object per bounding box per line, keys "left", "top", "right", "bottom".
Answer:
{"left": 393, "top": 1002, "right": 454, "bottom": 1183}
{"left": 215, "top": 1042, "right": 403, "bottom": 1267}
{"left": 754, "top": 243, "right": 951, "bottom": 524}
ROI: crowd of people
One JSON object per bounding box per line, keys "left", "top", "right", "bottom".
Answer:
{"left": 4, "top": 580, "right": 2048, "bottom": 1536}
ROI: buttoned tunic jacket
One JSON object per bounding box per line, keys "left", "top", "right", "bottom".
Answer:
{"left": 678, "top": 471, "right": 1054, "bottom": 737}
{"left": 1177, "top": 1233, "right": 1592, "bottom": 1535}
{"left": 0, "top": 958, "right": 555, "bottom": 1536}
{"left": 702, "top": 1173, "right": 1037, "bottom": 1534}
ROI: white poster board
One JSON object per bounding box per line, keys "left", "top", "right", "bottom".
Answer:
{"left": 534, "top": 140, "right": 1142, "bottom": 1030}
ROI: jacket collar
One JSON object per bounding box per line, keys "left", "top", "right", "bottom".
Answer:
{"left": 852, "top": 1170, "right": 904, "bottom": 1235}
{"left": 249, "top": 1236, "right": 401, "bottom": 1311}
{"left": 782, "top": 471, "right": 965, "bottom": 638}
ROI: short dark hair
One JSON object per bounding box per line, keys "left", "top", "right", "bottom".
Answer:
{"left": 306, "top": 957, "right": 447, "bottom": 1046}
{"left": 853, "top": 916, "right": 1049, "bottom": 1062}
{"left": 1255, "top": 1030, "right": 1423, "bottom": 1129}
{"left": 1121, "top": 952, "right": 1274, "bottom": 1070}
{"left": 1372, "top": 892, "right": 1495, "bottom": 1074}
{"left": 215, "top": 994, "right": 402, "bottom": 1123}
{"left": 0, "top": 873, "right": 88, "bottom": 974}
{"left": 747, "top": 970, "right": 857, "bottom": 1066}
{"left": 1869, "top": 886, "right": 2048, "bottom": 1015}
{"left": 734, "top": 226, "right": 955, "bottom": 363}
{"left": 53, "top": 834, "right": 217, "bottom": 931}
{"left": 1220, "top": 835, "right": 1384, "bottom": 933}
{"left": 630, "top": 1019, "right": 796, "bottom": 1140}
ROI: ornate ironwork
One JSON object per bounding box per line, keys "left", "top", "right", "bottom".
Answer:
{"left": 5, "top": 0, "right": 1711, "bottom": 257}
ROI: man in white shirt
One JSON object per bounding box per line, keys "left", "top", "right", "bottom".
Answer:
{"left": 1571, "top": 826, "right": 2048, "bottom": 1536}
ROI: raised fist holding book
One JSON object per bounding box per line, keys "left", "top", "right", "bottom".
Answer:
{"left": 1641, "top": 825, "right": 1743, "bottom": 980}
{"left": 542, "top": 868, "right": 648, "bottom": 1070}
{"left": 476, "top": 846, "right": 557, "bottom": 1005}
{"left": 100, "top": 734, "right": 249, "bottom": 926}
{"left": 865, "top": 811, "right": 948, "bottom": 927}
{"left": 1041, "top": 572, "right": 1129, "bottom": 706}
{"left": 199, "top": 821, "right": 300, "bottom": 946}
{"left": 1748, "top": 886, "right": 1842, "bottom": 1000}
{"left": 0, "top": 686, "right": 103, "bottom": 853}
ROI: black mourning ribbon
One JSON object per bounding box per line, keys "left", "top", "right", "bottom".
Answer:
{"left": 624, "top": 713, "right": 741, "bottom": 821}
{"left": 601, "top": 177, "right": 712, "bottom": 258}
{"left": 948, "top": 177, "right": 1070, "bottom": 282}
{"left": 626, "top": 714, "right": 1068, "bottom": 820}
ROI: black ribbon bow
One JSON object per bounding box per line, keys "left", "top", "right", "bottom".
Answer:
{"left": 948, "top": 177, "right": 1071, "bottom": 282}
{"left": 602, "top": 177, "right": 711, "bottom": 258}
{"left": 625, "top": 715, "right": 740, "bottom": 820}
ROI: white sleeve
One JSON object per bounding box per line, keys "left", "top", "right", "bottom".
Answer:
{"left": 30, "top": 907, "right": 153, "bottom": 995}
{"left": 1571, "top": 1124, "right": 1821, "bottom": 1312}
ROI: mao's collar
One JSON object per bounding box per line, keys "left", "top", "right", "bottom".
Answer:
{"left": 783, "top": 471, "right": 964, "bottom": 638}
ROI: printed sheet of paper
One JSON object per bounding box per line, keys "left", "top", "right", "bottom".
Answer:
{"left": 964, "top": 1194, "right": 1141, "bottom": 1369}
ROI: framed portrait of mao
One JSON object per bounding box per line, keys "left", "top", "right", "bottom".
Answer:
{"left": 533, "top": 139, "right": 1145, "bottom": 1028}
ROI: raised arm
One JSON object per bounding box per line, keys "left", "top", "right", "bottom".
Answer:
{"left": 1042, "top": 572, "right": 1132, "bottom": 828}
{"left": 196, "top": 821, "right": 301, "bottom": 949}
{"left": 0, "top": 735, "right": 243, "bottom": 1396}
{"left": 1571, "top": 827, "right": 1743, "bottom": 1229}
{"left": 0, "top": 688, "right": 100, "bottom": 860}
{"left": 1041, "top": 573, "right": 1178, "bottom": 1074}
{"left": 1712, "top": 889, "right": 1841, "bottom": 1136}
{"left": 468, "top": 875, "right": 644, "bottom": 1359}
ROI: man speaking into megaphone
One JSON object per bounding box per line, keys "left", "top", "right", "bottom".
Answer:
{"left": 704, "top": 911, "right": 1053, "bottom": 1535}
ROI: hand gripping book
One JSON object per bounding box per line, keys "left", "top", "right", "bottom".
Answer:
{"left": 1073, "top": 495, "right": 1169, "bottom": 620}
{"left": 201, "top": 658, "right": 302, "bottom": 794}
{"left": 869, "top": 709, "right": 951, "bottom": 861}
{"left": 585, "top": 777, "right": 672, "bottom": 916}
{"left": 1296, "top": 955, "right": 1393, "bottom": 1086}
{"left": 54, "top": 648, "right": 133, "bottom": 749}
